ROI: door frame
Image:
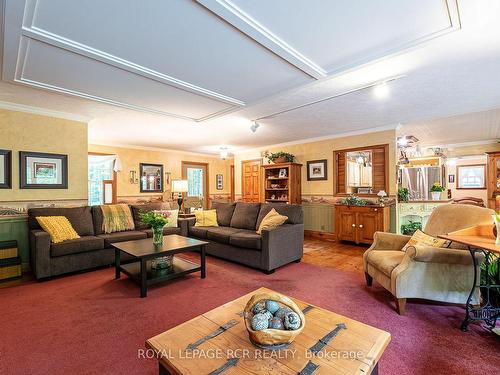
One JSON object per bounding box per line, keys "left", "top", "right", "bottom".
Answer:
{"left": 241, "top": 158, "right": 263, "bottom": 202}
{"left": 230, "top": 164, "right": 235, "bottom": 202}
{"left": 88, "top": 152, "right": 117, "bottom": 204}
{"left": 181, "top": 161, "right": 209, "bottom": 208}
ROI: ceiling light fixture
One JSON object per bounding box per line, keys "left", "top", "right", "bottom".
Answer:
{"left": 219, "top": 146, "right": 228, "bottom": 160}
{"left": 250, "top": 121, "right": 260, "bottom": 133}
{"left": 397, "top": 135, "right": 419, "bottom": 148}
{"left": 373, "top": 81, "right": 389, "bottom": 99}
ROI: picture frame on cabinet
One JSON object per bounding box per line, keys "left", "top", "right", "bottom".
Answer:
{"left": 0, "top": 150, "right": 12, "bottom": 189}
{"left": 19, "top": 151, "right": 68, "bottom": 189}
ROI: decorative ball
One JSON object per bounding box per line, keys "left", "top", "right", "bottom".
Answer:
{"left": 252, "top": 301, "right": 266, "bottom": 315}
{"left": 283, "top": 312, "right": 301, "bottom": 330}
{"left": 274, "top": 307, "right": 293, "bottom": 319}
{"left": 266, "top": 300, "right": 280, "bottom": 314}
{"left": 269, "top": 317, "right": 285, "bottom": 330}
{"left": 262, "top": 310, "right": 273, "bottom": 321}
{"left": 251, "top": 313, "right": 270, "bottom": 331}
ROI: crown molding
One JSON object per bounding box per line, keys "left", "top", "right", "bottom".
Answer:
{"left": 89, "top": 141, "right": 227, "bottom": 157}
{"left": 0, "top": 100, "right": 91, "bottom": 122}
{"left": 233, "top": 124, "right": 398, "bottom": 155}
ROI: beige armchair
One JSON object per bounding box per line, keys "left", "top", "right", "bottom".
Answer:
{"left": 363, "top": 204, "right": 494, "bottom": 314}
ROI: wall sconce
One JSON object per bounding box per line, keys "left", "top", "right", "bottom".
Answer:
{"left": 129, "top": 170, "right": 139, "bottom": 184}
{"left": 165, "top": 172, "right": 171, "bottom": 186}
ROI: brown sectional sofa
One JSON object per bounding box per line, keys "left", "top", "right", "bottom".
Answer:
{"left": 187, "top": 202, "right": 304, "bottom": 273}
{"left": 29, "top": 202, "right": 185, "bottom": 279}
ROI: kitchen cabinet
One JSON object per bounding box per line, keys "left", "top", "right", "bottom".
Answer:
{"left": 334, "top": 205, "right": 391, "bottom": 245}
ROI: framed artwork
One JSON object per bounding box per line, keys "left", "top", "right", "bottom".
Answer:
{"left": 140, "top": 163, "right": 163, "bottom": 193}
{"left": 216, "top": 174, "right": 223, "bottom": 190}
{"left": 278, "top": 168, "right": 287, "bottom": 178}
{"left": 448, "top": 174, "right": 455, "bottom": 183}
{"left": 20, "top": 151, "right": 68, "bottom": 189}
{"left": 456, "top": 164, "right": 486, "bottom": 189}
{"left": 307, "top": 159, "right": 327, "bottom": 181}
{"left": 0, "top": 149, "right": 12, "bottom": 189}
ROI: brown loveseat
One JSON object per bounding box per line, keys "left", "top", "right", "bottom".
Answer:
{"left": 29, "top": 202, "right": 186, "bottom": 279}
{"left": 187, "top": 202, "right": 304, "bottom": 273}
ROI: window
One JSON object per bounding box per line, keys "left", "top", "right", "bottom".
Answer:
{"left": 457, "top": 164, "right": 486, "bottom": 189}
{"left": 88, "top": 155, "right": 115, "bottom": 205}
{"left": 187, "top": 167, "right": 204, "bottom": 197}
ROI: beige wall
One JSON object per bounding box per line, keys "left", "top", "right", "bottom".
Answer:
{"left": 234, "top": 129, "right": 397, "bottom": 197}
{"left": 0, "top": 109, "right": 88, "bottom": 202}
{"left": 88, "top": 144, "right": 232, "bottom": 200}
{"left": 448, "top": 156, "right": 488, "bottom": 203}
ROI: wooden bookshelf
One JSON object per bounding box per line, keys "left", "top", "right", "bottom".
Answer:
{"left": 262, "top": 163, "right": 302, "bottom": 204}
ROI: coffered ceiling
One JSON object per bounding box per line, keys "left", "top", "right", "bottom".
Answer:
{"left": 1, "top": 0, "right": 499, "bottom": 154}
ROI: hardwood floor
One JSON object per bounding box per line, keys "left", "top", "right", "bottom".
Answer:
{"left": 303, "top": 237, "right": 368, "bottom": 273}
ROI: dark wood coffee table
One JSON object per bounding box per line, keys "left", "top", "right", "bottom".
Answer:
{"left": 112, "top": 235, "right": 208, "bottom": 298}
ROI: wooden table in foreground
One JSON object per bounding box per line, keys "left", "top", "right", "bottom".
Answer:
{"left": 439, "top": 224, "right": 500, "bottom": 333}
{"left": 146, "top": 287, "right": 391, "bottom": 375}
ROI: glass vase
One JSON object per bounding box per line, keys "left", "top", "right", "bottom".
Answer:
{"left": 152, "top": 226, "right": 164, "bottom": 245}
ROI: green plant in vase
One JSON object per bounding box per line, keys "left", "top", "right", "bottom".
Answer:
{"left": 266, "top": 151, "right": 295, "bottom": 164}
{"left": 140, "top": 211, "right": 171, "bottom": 245}
{"left": 398, "top": 187, "right": 409, "bottom": 202}
{"left": 430, "top": 182, "right": 445, "bottom": 200}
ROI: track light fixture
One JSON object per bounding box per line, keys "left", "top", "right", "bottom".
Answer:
{"left": 250, "top": 121, "right": 260, "bottom": 133}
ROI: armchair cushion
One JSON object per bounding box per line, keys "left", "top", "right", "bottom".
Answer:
{"left": 366, "top": 250, "right": 405, "bottom": 277}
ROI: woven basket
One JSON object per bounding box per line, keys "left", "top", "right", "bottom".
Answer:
{"left": 244, "top": 291, "right": 305, "bottom": 349}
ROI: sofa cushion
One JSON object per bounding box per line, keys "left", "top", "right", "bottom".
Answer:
{"left": 189, "top": 226, "right": 210, "bottom": 239}
{"left": 130, "top": 202, "right": 172, "bottom": 230}
{"left": 366, "top": 250, "right": 405, "bottom": 277}
{"left": 98, "top": 231, "right": 147, "bottom": 248}
{"left": 36, "top": 216, "right": 80, "bottom": 244}
{"left": 212, "top": 202, "right": 236, "bottom": 227}
{"left": 28, "top": 206, "right": 94, "bottom": 236}
{"left": 143, "top": 226, "right": 181, "bottom": 238}
{"left": 256, "top": 203, "right": 303, "bottom": 229}
{"left": 229, "top": 230, "right": 262, "bottom": 250}
{"left": 230, "top": 203, "right": 261, "bottom": 230}
{"left": 51, "top": 236, "right": 105, "bottom": 257}
{"left": 206, "top": 227, "right": 242, "bottom": 244}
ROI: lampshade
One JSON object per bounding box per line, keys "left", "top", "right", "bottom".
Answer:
{"left": 172, "top": 179, "right": 188, "bottom": 193}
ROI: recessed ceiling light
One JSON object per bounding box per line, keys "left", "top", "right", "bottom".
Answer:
{"left": 373, "top": 82, "right": 389, "bottom": 99}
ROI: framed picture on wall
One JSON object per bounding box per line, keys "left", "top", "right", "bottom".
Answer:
{"left": 456, "top": 164, "right": 486, "bottom": 189}
{"left": 448, "top": 174, "right": 455, "bottom": 183}
{"left": 19, "top": 151, "right": 68, "bottom": 189}
{"left": 216, "top": 174, "right": 223, "bottom": 190}
{"left": 139, "top": 163, "right": 163, "bottom": 193}
{"left": 307, "top": 159, "right": 327, "bottom": 181}
{"left": 0, "top": 149, "right": 12, "bottom": 189}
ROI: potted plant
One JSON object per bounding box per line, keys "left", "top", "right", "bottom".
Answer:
{"left": 398, "top": 187, "right": 409, "bottom": 202}
{"left": 140, "top": 210, "right": 171, "bottom": 245}
{"left": 267, "top": 151, "right": 295, "bottom": 164}
{"left": 430, "top": 182, "right": 445, "bottom": 200}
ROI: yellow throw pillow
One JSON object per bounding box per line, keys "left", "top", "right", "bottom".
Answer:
{"left": 402, "top": 229, "right": 450, "bottom": 251}
{"left": 36, "top": 216, "right": 80, "bottom": 244}
{"left": 194, "top": 210, "right": 219, "bottom": 227}
{"left": 257, "top": 208, "right": 288, "bottom": 234}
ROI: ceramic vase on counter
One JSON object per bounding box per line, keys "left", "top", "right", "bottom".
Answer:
{"left": 431, "top": 192, "right": 441, "bottom": 200}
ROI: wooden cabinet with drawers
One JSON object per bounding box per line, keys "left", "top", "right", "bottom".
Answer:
{"left": 334, "top": 204, "right": 391, "bottom": 245}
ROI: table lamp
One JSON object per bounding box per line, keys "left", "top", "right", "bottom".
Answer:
{"left": 171, "top": 180, "right": 188, "bottom": 213}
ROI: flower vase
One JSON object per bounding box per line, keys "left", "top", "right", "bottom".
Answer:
{"left": 152, "top": 226, "right": 164, "bottom": 245}
{"left": 431, "top": 191, "right": 441, "bottom": 200}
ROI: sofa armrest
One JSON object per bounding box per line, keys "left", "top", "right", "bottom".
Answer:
{"left": 29, "top": 229, "right": 52, "bottom": 279}
{"left": 409, "top": 245, "right": 484, "bottom": 265}
{"left": 261, "top": 224, "right": 304, "bottom": 271}
{"left": 368, "top": 232, "right": 410, "bottom": 251}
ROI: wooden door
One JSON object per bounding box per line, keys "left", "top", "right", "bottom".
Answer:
{"left": 357, "top": 211, "right": 379, "bottom": 244}
{"left": 241, "top": 159, "right": 262, "bottom": 202}
{"left": 336, "top": 209, "right": 357, "bottom": 242}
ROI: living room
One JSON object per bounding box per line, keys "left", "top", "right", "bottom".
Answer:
{"left": 0, "top": 1, "right": 499, "bottom": 374}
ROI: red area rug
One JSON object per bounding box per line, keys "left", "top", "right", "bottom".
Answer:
{"left": 1, "top": 256, "right": 498, "bottom": 375}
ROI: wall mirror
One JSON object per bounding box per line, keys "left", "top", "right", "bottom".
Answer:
{"left": 140, "top": 163, "right": 163, "bottom": 193}
{"left": 346, "top": 150, "right": 372, "bottom": 193}
{"left": 334, "top": 144, "right": 388, "bottom": 196}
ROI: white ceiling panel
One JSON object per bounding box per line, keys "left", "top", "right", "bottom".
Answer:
{"left": 19, "top": 38, "right": 233, "bottom": 119}
{"left": 226, "top": 0, "right": 455, "bottom": 73}
{"left": 28, "top": 0, "right": 312, "bottom": 103}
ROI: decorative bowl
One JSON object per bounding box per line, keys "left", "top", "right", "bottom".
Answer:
{"left": 243, "top": 291, "right": 305, "bottom": 349}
